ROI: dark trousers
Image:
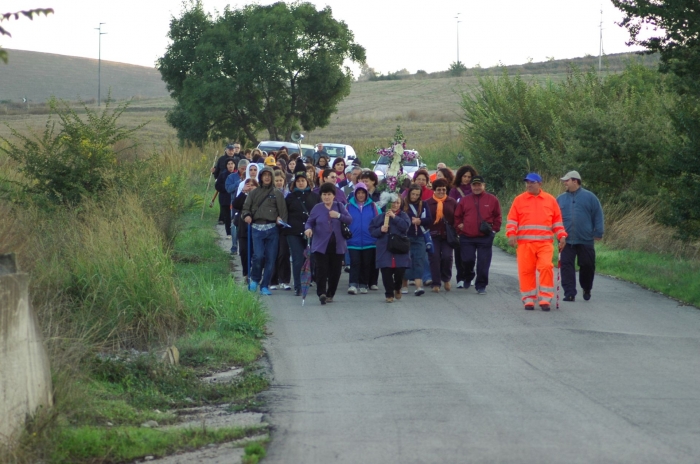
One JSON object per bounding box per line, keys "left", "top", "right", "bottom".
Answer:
{"left": 219, "top": 202, "right": 231, "bottom": 235}
{"left": 459, "top": 234, "right": 494, "bottom": 290}
{"left": 313, "top": 252, "right": 343, "bottom": 298}
{"left": 271, "top": 234, "right": 291, "bottom": 285}
{"left": 560, "top": 243, "right": 596, "bottom": 297}
{"left": 429, "top": 236, "right": 454, "bottom": 287}
{"left": 349, "top": 248, "right": 376, "bottom": 288}
{"left": 287, "top": 235, "right": 307, "bottom": 292}
{"left": 238, "top": 230, "right": 254, "bottom": 279}
{"left": 381, "top": 267, "right": 406, "bottom": 298}
{"left": 454, "top": 246, "right": 469, "bottom": 283}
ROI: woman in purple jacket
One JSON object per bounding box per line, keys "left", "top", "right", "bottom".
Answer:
{"left": 304, "top": 182, "right": 352, "bottom": 305}
{"left": 369, "top": 193, "right": 412, "bottom": 303}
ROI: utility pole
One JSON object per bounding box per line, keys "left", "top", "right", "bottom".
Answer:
{"left": 598, "top": 6, "right": 603, "bottom": 73}
{"left": 455, "top": 13, "right": 461, "bottom": 65}
{"left": 95, "top": 23, "right": 106, "bottom": 106}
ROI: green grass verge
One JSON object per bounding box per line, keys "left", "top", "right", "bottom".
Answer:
{"left": 494, "top": 232, "right": 700, "bottom": 308}
{"left": 51, "top": 425, "right": 261, "bottom": 463}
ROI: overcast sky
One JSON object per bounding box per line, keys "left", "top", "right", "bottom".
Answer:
{"left": 3, "top": 0, "right": 644, "bottom": 74}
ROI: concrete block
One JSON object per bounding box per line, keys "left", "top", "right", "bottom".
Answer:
{"left": 0, "top": 254, "right": 53, "bottom": 443}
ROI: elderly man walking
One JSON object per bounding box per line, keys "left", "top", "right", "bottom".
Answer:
{"left": 506, "top": 173, "right": 567, "bottom": 311}
{"left": 556, "top": 171, "right": 604, "bottom": 302}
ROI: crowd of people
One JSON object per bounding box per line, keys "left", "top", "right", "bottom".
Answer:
{"left": 213, "top": 143, "right": 604, "bottom": 309}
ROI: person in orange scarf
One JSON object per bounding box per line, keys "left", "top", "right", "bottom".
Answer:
{"left": 425, "top": 178, "right": 458, "bottom": 292}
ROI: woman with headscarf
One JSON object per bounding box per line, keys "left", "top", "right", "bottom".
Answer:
{"left": 284, "top": 172, "right": 321, "bottom": 296}
{"left": 369, "top": 193, "right": 411, "bottom": 303}
{"left": 425, "top": 178, "right": 458, "bottom": 292}
{"left": 236, "top": 163, "right": 260, "bottom": 196}
{"left": 304, "top": 182, "right": 352, "bottom": 305}
{"left": 232, "top": 178, "right": 259, "bottom": 282}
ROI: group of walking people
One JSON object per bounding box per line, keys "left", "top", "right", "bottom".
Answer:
{"left": 213, "top": 143, "right": 604, "bottom": 309}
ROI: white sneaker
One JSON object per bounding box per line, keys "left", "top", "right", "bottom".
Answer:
{"left": 401, "top": 287, "right": 408, "bottom": 294}
{"left": 282, "top": 284, "right": 291, "bottom": 290}
{"left": 370, "top": 285, "right": 379, "bottom": 291}
{"left": 348, "top": 286, "right": 357, "bottom": 295}
{"left": 408, "top": 280, "right": 415, "bottom": 286}
{"left": 359, "top": 287, "right": 368, "bottom": 294}
{"left": 269, "top": 285, "right": 278, "bottom": 290}
{"left": 457, "top": 281, "right": 464, "bottom": 288}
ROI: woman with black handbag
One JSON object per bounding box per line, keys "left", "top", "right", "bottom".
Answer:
{"left": 425, "top": 178, "right": 458, "bottom": 293}
{"left": 369, "top": 193, "right": 412, "bottom": 303}
{"left": 304, "top": 182, "right": 352, "bottom": 305}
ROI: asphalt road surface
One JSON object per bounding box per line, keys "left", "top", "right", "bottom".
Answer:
{"left": 260, "top": 247, "right": 700, "bottom": 463}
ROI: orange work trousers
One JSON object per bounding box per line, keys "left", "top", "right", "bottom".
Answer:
{"left": 516, "top": 240, "right": 555, "bottom": 307}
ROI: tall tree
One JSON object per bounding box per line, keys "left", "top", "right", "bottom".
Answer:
{"left": 612, "top": 0, "right": 700, "bottom": 238}
{"left": 157, "top": 1, "right": 365, "bottom": 145}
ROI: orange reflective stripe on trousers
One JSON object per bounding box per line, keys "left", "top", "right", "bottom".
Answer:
{"left": 516, "top": 240, "right": 555, "bottom": 306}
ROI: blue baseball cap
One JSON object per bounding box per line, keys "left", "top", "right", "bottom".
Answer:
{"left": 523, "top": 172, "right": 542, "bottom": 182}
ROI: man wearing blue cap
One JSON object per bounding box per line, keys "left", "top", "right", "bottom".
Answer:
{"left": 506, "top": 173, "right": 567, "bottom": 311}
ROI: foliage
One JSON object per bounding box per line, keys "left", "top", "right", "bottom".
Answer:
{"left": 0, "top": 8, "right": 54, "bottom": 63}
{"left": 449, "top": 61, "right": 467, "bottom": 77}
{"left": 157, "top": 0, "right": 366, "bottom": 145}
{"left": 459, "top": 63, "right": 676, "bottom": 198}
{"left": 0, "top": 98, "right": 145, "bottom": 205}
{"left": 459, "top": 71, "right": 566, "bottom": 191}
{"left": 612, "top": 0, "right": 700, "bottom": 238}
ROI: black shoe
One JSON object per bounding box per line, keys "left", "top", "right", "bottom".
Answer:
{"left": 563, "top": 295, "right": 575, "bottom": 302}
{"left": 294, "top": 289, "right": 301, "bottom": 296}
{"left": 583, "top": 290, "right": 591, "bottom": 301}
{"left": 344, "top": 266, "right": 350, "bottom": 273}
{"left": 217, "top": 221, "right": 224, "bottom": 225}
{"left": 541, "top": 304, "right": 551, "bottom": 312}
{"left": 319, "top": 294, "right": 327, "bottom": 305}
{"left": 524, "top": 304, "right": 535, "bottom": 311}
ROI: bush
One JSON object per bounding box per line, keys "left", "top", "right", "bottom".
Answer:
{"left": 0, "top": 97, "right": 144, "bottom": 205}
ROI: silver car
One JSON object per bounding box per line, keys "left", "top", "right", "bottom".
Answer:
{"left": 257, "top": 141, "right": 315, "bottom": 160}
{"left": 317, "top": 143, "right": 357, "bottom": 166}
{"left": 372, "top": 151, "right": 426, "bottom": 181}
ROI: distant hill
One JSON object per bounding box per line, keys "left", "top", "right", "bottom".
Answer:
{"left": 0, "top": 49, "right": 169, "bottom": 103}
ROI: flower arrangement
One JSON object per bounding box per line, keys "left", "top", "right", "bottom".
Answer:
{"left": 376, "top": 126, "right": 420, "bottom": 197}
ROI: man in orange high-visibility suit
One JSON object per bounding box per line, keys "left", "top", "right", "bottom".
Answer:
{"left": 506, "top": 173, "right": 567, "bottom": 311}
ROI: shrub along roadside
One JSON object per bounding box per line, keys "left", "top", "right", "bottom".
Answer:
{"left": 0, "top": 141, "right": 269, "bottom": 462}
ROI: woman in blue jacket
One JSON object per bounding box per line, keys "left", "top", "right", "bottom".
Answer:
{"left": 369, "top": 193, "right": 411, "bottom": 303}
{"left": 304, "top": 182, "right": 352, "bottom": 305}
{"left": 346, "top": 182, "right": 381, "bottom": 295}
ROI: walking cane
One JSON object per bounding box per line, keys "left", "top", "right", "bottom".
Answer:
{"left": 200, "top": 153, "right": 218, "bottom": 220}
{"left": 247, "top": 223, "right": 252, "bottom": 286}
{"left": 556, "top": 251, "right": 561, "bottom": 310}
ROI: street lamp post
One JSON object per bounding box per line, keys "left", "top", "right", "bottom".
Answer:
{"left": 455, "top": 13, "right": 461, "bottom": 66}
{"left": 95, "top": 23, "right": 106, "bottom": 106}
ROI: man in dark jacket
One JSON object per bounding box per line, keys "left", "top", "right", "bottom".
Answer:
{"left": 212, "top": 143, "right": 240, "bottom": 178}
{"left": 453, "top": 176, "right": 502, "bottom": 295}
{"left": 242, "top": 167, "right": 288, "bottom": 295}
{"left": 284, "top": 172, "right": 320, "bottom": 295}
{"left": 556, "top": 171, "right": 604, "bottom": 302}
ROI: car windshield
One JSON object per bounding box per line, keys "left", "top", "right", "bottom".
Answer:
{"left": 376, "top": 156, "right": 418, "bottom": 167}
{"left": 325, "top": 146, "right": 346, "bottom": 157}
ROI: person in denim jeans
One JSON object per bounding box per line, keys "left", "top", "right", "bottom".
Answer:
{"left": 242, "top": 167, "right": 288, "bottom": 295}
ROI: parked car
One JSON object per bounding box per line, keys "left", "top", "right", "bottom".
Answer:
{"left": 317, "top": 143, "right": 357, "bottom": 165}
{"left": 372, "top": 151, "right": 426, "bottom": 181}
{"left": 256, "top": 141, "right": 315, "bottom": 161}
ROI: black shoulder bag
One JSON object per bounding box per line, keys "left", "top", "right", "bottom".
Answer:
{"left": 475, "top": 196, "right": 493, "bottom": 235}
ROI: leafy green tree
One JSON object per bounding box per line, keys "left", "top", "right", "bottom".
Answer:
{"left": 612, "top": 0, "right": 700, "bottom": 238}
{"left": 157, "top": 1, "right": 366, "bottom": 145}
{"left": 0, "top": 8, "right": 53, "bottom": 63}
{"left": 449, "top": 61, "right": 467, "bottom": 77}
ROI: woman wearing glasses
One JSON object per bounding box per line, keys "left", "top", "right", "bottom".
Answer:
{"left": 425, "top": 178, "right": 458, "bottom": 292}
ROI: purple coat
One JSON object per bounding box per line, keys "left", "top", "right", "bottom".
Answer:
{"left": 369, "top": 211, "right": 412, "bottom": 269}
{"left": 305, "top": 201, "right": 352, "bottom": 255}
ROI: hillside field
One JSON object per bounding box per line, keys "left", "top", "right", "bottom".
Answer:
{"left": 0, "top": 50, "right": 657, "bottom": 151}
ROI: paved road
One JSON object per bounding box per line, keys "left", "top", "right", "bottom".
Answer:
{"left": 260, "top": 247, "right": 700, "bottom": 463}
